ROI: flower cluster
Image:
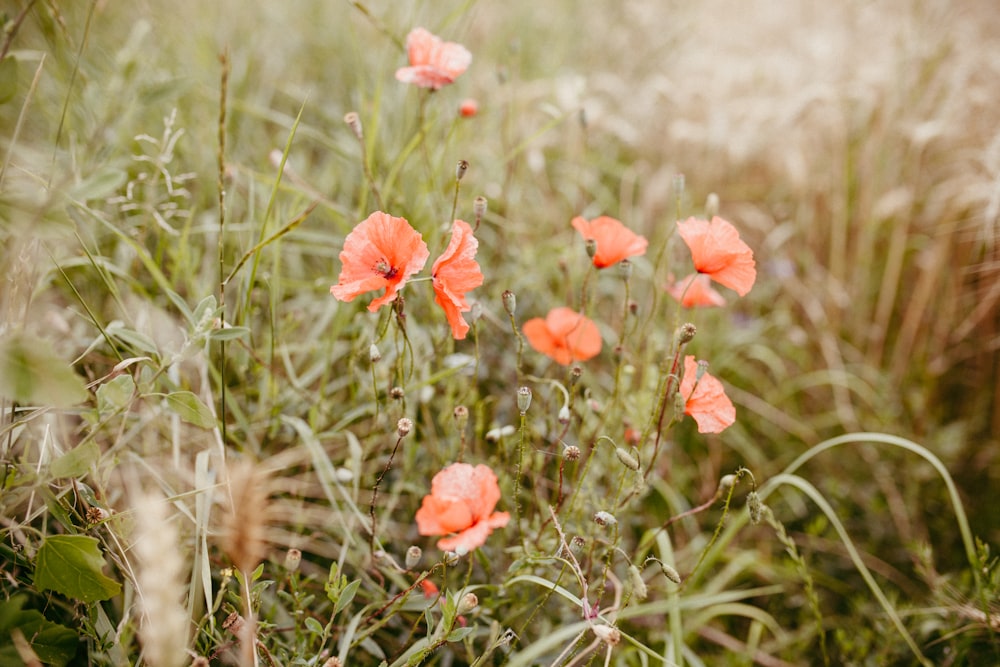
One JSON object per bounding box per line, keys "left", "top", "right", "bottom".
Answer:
{"left": 330, "top": 212, "right": 483, "bottom": 339}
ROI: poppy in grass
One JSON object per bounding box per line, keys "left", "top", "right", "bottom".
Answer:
{"left": 523, "top": 307, "right": 602, "bottom": 365}
{"left": 432, "top": 220, "right": 484, "bottom": 340}
{"left": 676, "top": 216, "right": 756, "bottom": 296}
{"left": 459, "top": 98, "right": 479, "bottom": 117}
{"left": 330, "top": 211, "right": 429, "bottom": 312}
{"left": 416, "top": 463, "right": 510, "bottom": 552}
{"left": 666, "top": 272, "right": 727, "bottom": 308}
{"left": 571, "top": 216, "right": 648, "bottom": 268}
{"left": 679, "top": 355, "right": 735, "bottom": 434}
{"left": 395, "top": 27, "right": 472, "bottom": 90}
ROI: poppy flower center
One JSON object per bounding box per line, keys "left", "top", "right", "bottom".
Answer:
{"left": 374, "top": 259, "right": 398, "bottom": 279}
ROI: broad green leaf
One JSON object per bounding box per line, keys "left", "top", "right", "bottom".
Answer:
{"left": 446, "top": 627, "right": 475, "bottom": 642}
{"left": 0, "top": 56, "right": 17, "bottom": 105}
{"left": 34, "top": 535, "right": 122, "bottom": 603}
{"left": 96, "top": 374, "right": 136, "bottom": 413}
{"left": 49, "top": 440, "right": 100, "bottom": 479}
{"left": 161, "top": 391, "right": 216, "bottom": 429}
{"left": 304, "top": 617, "right": 324, "bottom": 635}
{"left": 0, "top": 332, "right": 89, "bottom": 407}
{"left": 0, "top": 597, "right": 79, "bottom": 667}
{"left": 334, "top": 578, "right": 361, "bottom": 616}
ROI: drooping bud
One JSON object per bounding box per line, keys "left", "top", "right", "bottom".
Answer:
{"left": 718, "top": 474, "right": 737, "bottom": 495}
{"left": 660, "top": 562, "right": 682, "bottom": 585}
{"left": 615, "top": 447, "right": 640, "bottom": 472}
{"left": 628, "top": 564, "right": 648, "bottom": 600}
{"left": 517, "top": 386, "right": 532, "bottom": 414}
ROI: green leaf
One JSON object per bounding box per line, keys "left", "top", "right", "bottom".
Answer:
{"left": 96, "top": 374, "right": 136, "bottom": 413}
{"left": 0, "top": 56, "right": 17, "bottom": 105}
{"left": 161, "top": 391, "right": 216, "bottom": 429}
{"left": 207, "top": 326, "right": 250, "bottom": 342}
{"left": 34, "top": 535, "right": 122, "bottom": 603}
{"left": 107, "top": 323, "right": 159, "bottom": 356}
{"left": 446, "top": 626, "right": 475, "bottom": 642}
{"left": 49, "top": 440, "right": 100, "bottom": 479}
{"left": 0, "top": 596, "right": 79, "bottom": 667}
{"left": 334, "top": 579, "right": 361, "bottom": 616}
{"left": 303, "top": 617, "right": 324, "bottom": 635}
{"left": 0, "top": 332, "right": 89, "bottom": 407}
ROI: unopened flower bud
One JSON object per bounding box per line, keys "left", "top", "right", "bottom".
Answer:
{"left": 502, "top": 290, "right": 516, "bottom": 317}
{"left": 344, "top": 112, "right": 363, "bottom": 141}
{"left": 456, "top": 159, "right": 469, "bottom": 181}
{"left": 405, "top": 545, "right": 422, "bottom": 569}
{"left": 705, "top": 192, "right": 720, "bottom": 219}
{"left": 570, "top": 366, "right": 582, "bottom": 384}
{"left": 674, "top": 391, "right": 686, "bottom": 420}
{"left": 593, "top": 511, "right": 617, "bottom": 527}
{"left": 390, "top": 386, "right": 405, "bottom": 400}
{"left": 517, "top": 386, "right": 532, "bottom": 414}
{"left": 453, "top": 405, "right": 469, "bottom": 431}
{"left": 369, "top": 343, "right": 382, "bottom": 363}
{"left": 592, "top": 624, "right": 621, "bottom": 646}
{"left": 660, "top": 562, "right": 682, "bottom": 584}
{"left": 563, "top": 445, "right": 581, "bottom": 461}
{"left": 618, "top": 258, "right": 633, "bottom": 280}
{"left": 677, "top": 322, "right": 697, "bottom": 345}
{"left": 615, "top": 447, "right": 640, "bottom": 472}
{"left": 696, "top": 360, "right": 709, "bottom": 381}
{"left": 718, "top": 474, "right": 737, "bottom": 494}
{"left": 457, "top": 592, "right": 479, "bottom": 614}
{"left": 747, "top": 491, "right": 764, "bottom": 525}
{"left": 558, "top": 405, "right": 571, "bottom": 424}
{"left": 585, "top": 238, "right": 598, "bottom": 259}
{"left": 284, "top": 548, "right": 302, "bottom": 572}
{"left": 628, "top": 564, "right": 648, "bottom": 600}
{"left": 397, "top": 417, "right": 413, "bottom": 437}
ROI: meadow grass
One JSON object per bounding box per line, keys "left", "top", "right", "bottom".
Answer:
{"left": 2, "top": 1, "right": 999, "bottom": 665}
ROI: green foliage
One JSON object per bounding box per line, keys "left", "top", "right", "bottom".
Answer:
{"left": 33, "top": 536, "right": 122, "bottom": 604}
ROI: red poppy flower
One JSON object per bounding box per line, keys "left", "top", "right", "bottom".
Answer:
{"left": 676, "top": 216, "right": 756, "bottom": 296}
{"left": 523, "top": 307, "right": 602, "bottom": 365}
{"left": 330, "top": 211, "right": 429, "bottom": 312}
{"left": 679, "top": 355, "right": 736, "bottom": 434}
{"left": 416, "top": 463, "right": 510, "bottom": 552}
{"left": 666, "top": 272, "right": 726, "bottom": 308}
{"left": 571, "top": 216, "right": 648, "bottom": 268}
{"left": 459, "top": 98, "right": 479, "bottom": 117}
{"left": 432, "top": 220, "right": 484, "bottom": 340}
{"left": 395, "top": 28, "right": 472, "bottom": 90}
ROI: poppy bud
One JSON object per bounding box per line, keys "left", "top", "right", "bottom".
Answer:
{"left": 405, "top": 545, "right": 422, "bottom": 569}
{"left": 628, "top": 564, "right": 648, "bottom": 600}
{"left": 517, "top": 386, "right": 532, "bottom": 414}
{"left": 570, "top": 366, "right": 582, "bottom": 384}
{"left": 585, "top": 238, "right": 598, "bottom": 259}
{"left": 718, "top": 474, "right": 737, "bottom": 494}
{"left": 456, "top": 159, "right": 469, "bottom": 181}
{"left": 457, "top": 592, "right": 479, "bottom": 614}
{"left": 558, "top": 405, "right": 571, "bottom": 424}
{"left": 369, "top": 343, "right": 381, "bottom": 363}
{"left": 502, "top": 290, "right": 516, "bottom": 317}
{"left": 397, "top": 418, "right": 413, "bottom": 437}
{"left": 284, "top": 548, "right": 302, "bottom": 572}
{"left": 344, "top": 112, "right": 363, "bottom": 141}
{"left": 660, "top": 562, "right": 682, "bottom": 584}
{"left": 563, "top": 445, "right": 581, "bottom": 461}
{"left": 571, "top": 535, "right": 586, "bottom": 550}
{"left": 473, "top": 195, "right": 488, "bottom": 222}
{"left": 705, "top": 192, "right": 720, "bottom": 219}
{"left": 615, "top": 447, "right": 639, "bottom": 472}
{"left": 677, "top": 322, "right": 697, "bottom": 345}
{"left": 747, "top": 491, "right": 764, "bottom": 525}
{"left": 618, "top": 258, "right": 633, "bottom": 280}
{"left": 673, "top": 391, "right": 686, "bottom": 420}
{"left": 696, "top": 360, "right": 709, "bottom": 381}
{"left": 593, "top": 511, "right": 617, "bottom": 527}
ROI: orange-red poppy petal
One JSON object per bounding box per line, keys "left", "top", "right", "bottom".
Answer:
{"left": 523, "top": 307, "right": 602, "bottom": 365}
{"left": 666, "top": 273, "right": 727, "bottom": 308}
{"left": 415, "top": 463, "right": 509, "bottom": 553}
{"left": 395, "top": 27, "right": 471, "bottom": 90}
{"left": 432, "top": 220, "right": 484, "bottom": 340}
{"left": 330, "top": 211, "right": 429, "bottom": 312}
{"left": 571, "top": 216, "right": 648, "bottom": 268}
{"left": 679, "top": 355, "right": 736, "bottom": 434}
{"left": 676, "top": 216, "right": 756, "bottom": 296}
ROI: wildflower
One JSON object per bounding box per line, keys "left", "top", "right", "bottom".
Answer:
{"left": 523, "top": 307, "right": 602, "bottom": 365}
{"left": 676, "top": 216, "right": 756, "bottom": 296}
{"left": 395, "top": 27, "right": 472, "bottom": 90}
{"left": 330, "top": 212, "right": 429, "bottom": 312}
{"left": 415, "top": 463, "right": 510, "bottom": 552}
{"left": 679, "top": 355, "right": 736, "bottom": 434}
{"left": 666, "top": 272, "right": 727, "bottom": 307}
{"left": 431, "top": 219, "right": 484, "bottom": 339}
{"left": 571, "top": 216, "right": 648, "bottom": 268}
{"left": 459, "top": 98, "right": 479, "bottom": 117}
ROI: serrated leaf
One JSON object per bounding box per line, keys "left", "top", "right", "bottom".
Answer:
{"left": 96, "top": 374, "right": 136, "bottom": 413}
{"left": 49, "top": 440, "right": 100, "bottom": 479}
{"left": 161, "top": 391, "right": 216, "bottom": 429}
{"left": 34, "top": 535, "right": 122, "bottom": 603}
{"left": 0, "top": 332, "right": 89, "bottom": 407}
{"left": 0, "top": 56, "right": 17, "bottom": 105}
{"left": 334, "top": 579, "right": 361, "bottom": 616}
